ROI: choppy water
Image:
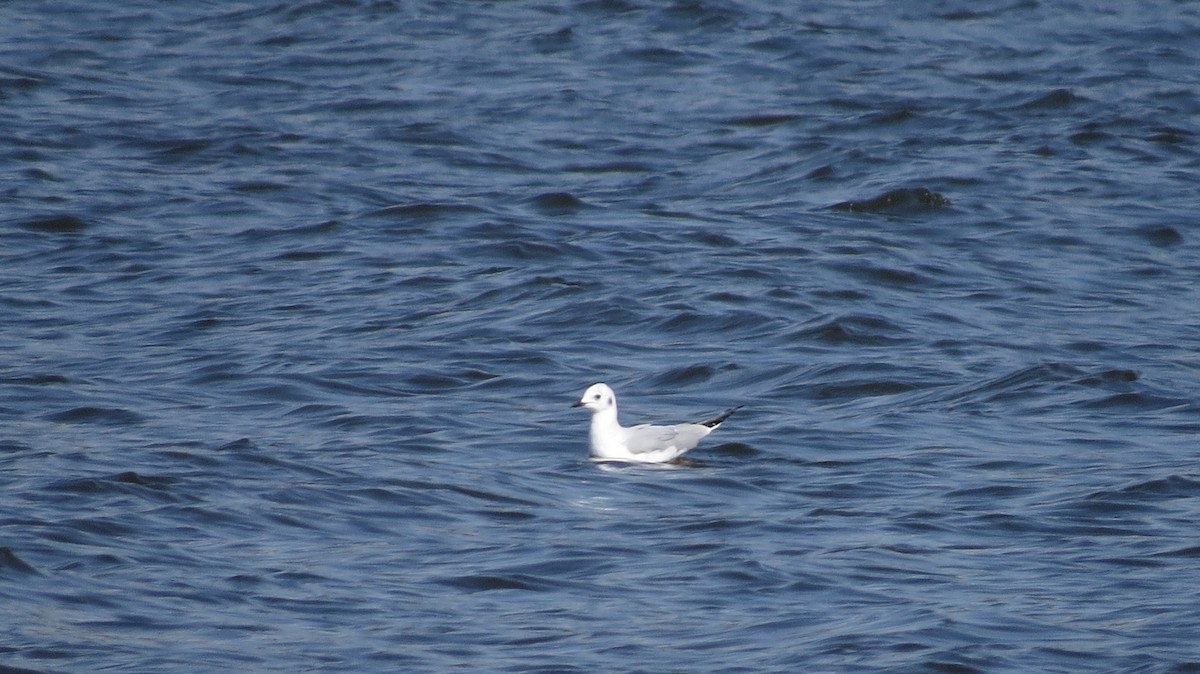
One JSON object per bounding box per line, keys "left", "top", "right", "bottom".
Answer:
{"left": 3, "top": 1, "right": 1200, "bottom": 672}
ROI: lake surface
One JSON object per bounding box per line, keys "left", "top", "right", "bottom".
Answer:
{"left": 3, "top": 1, "right": 1200, "bottom": 672}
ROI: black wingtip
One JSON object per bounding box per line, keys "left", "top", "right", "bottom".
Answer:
{"left": 699, "top": 405, "right": 743, "bottom": 428}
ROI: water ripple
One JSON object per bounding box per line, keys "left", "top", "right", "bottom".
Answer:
{"left": 2, "top": 1, "right": 1200, "bottom": 672}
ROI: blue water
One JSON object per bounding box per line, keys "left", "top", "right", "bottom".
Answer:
{"left": 3, "top": 1, "right": 1200, "bottom": 672}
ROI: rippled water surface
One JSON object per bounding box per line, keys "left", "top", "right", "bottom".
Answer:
{"left": 3, "top": 2, "right": 1200, "bottom": 672}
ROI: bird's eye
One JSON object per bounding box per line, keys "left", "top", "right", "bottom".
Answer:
{"left": 593, "top": 393, "right": 601, "bottom": 400}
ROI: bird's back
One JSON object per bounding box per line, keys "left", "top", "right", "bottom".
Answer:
{"left": 621, "top": 422, "right": 711, "bottom": 461}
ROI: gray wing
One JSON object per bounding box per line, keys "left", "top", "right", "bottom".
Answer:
{"left": 623, "top": 422, "right": 710, "bottom": 456}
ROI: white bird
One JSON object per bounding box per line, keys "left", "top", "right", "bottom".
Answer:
{"left": 572, "top": 382, "right": 741, "bottom": 464}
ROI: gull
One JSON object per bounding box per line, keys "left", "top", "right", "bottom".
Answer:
{"left": 572, "top": 382, "right": 741, "bottom": 464}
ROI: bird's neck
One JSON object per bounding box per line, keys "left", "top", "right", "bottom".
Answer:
{"left": 590, "top": 405, "right": 620, "bottom": 432}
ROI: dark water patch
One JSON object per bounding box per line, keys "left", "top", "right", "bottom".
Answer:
{"left": 675, "top": 517, "right": 751, "bottom": 533}
{"left": 186, "top": 316, "right": 222, "bottom": 331}
{"left": 214, "top": 438, "right": 257, "bottom": 453}
{"left": 464, "top": 238, "right": 567, "bottom": 262}
{"left": 229, "top": 180, "right": 290, "bottom": 193}
{"left": 830, "top": 188, "right": 951, "bottom": 214}
{"left": 704, "top": 290, "right": 750, "bottom": 304}
{"left": 564, "top": 160, "right": 653, "bottom": 174}
{"left": 145, "top": 137, "right": 217, "bottom": 159}
{"left": 42, "top": 406, "right": 144, "bottom": 425}
{"left": 0, "top": 374, "right": 69, "bottom": 385}
{"left": 1155, "top": 546, "right": 1200, "bottom": 559}
{"left": 814, "top": 379, "right": 923, "bottom": 401}
{"left": 463, "top": 219, "right": 539, "bottom": 242}
{"left": 273, "top": 249, "right": 340, "bottom": 262}
{"left": 1077, "top": 391, "right": 1188, "bottom": 411}
{"left": 1097, "top": 556, "right": 1166, "bottom": 569}
{"left": 651, "top": 363, "right": 718, "bottom": 387}
{"left": 22, "top": 167, "right": 57, "bottom": 181}
{"left": 641, "top": 203, "right": 705, "bottom": 219}
{"left": 0, "top": 441, "right": 34, "bottom": 454}
{"left": 656, "top": 308, "right": 774, "bottom": 335}
{"left": 1138, "top": 225, "right": 1183, "bottom": 247}
{"left": 323, "top": 96, "right": 413, "bottom": 115}
{"left": 368, "top": 202, "right": 489, "bottom": 220}
{"left": 724, "top": 113, "right": 802, "bottom": 128}
{"left": 1106, "top": 475, "right": 1200, "bottom": 499}
{"left": 0, "top": 662, "right": 49, "bottom": 674}
{"left": 806, "top": 164, "right": 837, "bottom": 180}
{"left": 968, "top": 512, "right": 1044, "bottom": 535}
{"left": 1019, "top": 88, "right": 1080, "bottom": 110}
{"left": 623, "top": 46, "right": 692, "bottom": 65}
{"left": 76, "top": 613, "right": 176, "bottom": 631}
{"left": 833, "top": 261, "right": 933, "bottom": 288}
{"left": 13, "top": 214, "right": 88, "bottom": 233}
{"left": 527, "top": 191, "right": 590, "bottom": 214}
{"left": 811, "top": 288, "right": 869, "bottom": 301}
{"left": 401, "top": 368, "right": 499, "bottom": 393}
{"left": 60, "top": 517, "right": 138, "bottom": 539}
{"left": 237, "top": 220, "right": 338, "bottom": 240}
{"left": 113, "top": 471, "right": 175, "bottom": 488}
{"left": 893, "top": 510, "right": 953, "bottom": 534}
{"left": 385, "top": 121, "right": 470, "bottom": 147}
{"left": 672, "top": 473, "right": 761, "bottom": 496}
{"left": 527, "top": 298, "right": 644, "bottom": 330}
{"left": 709, "top": 442, "right": 758, "bottom": 458}
{"left": 438, "top": 574, "right": 542, "bottom": 593}
{"left": 790, "top": 313, "right": 910, "bottom": 346}
{"left": 264, "top": 512, "right": 319, "bottom": 530}
{"left": 48, "top": 471, "right": 175, "bottom": 497}
{"left": 451, "top": 277, "right": 584, "bottom": 318}
{"left": 936, "top": 362, "right": 1085, "bottom": 411}
{"left": 686, "top": 229, "right": 740, "bottom": 248}
{"left": 806, "top": 506, "right": 873, "bottom": 522}
{"left": 475, "top": 508, "right": 536, "bottom": 522}
{"left": 1069, "top": 123, "right": 1112, "bottom": 145}
{"left": 1059, "top": 497, "right": 1160, "bottom": 521}
{"left": 0, "top": 69, "right": 47, "bottom": 90}
{"left": 1146, "top": 125, "right": 1192, "bottom": 145}
{"left": 493, "top": 555, "right": 617, "bottom": 589}
{"left": 244, "top": 382, "right": 316, "bottom": 403}
{"left": 867, "top": 107, "right": 921, "bottom": 125}
{"left": 530, "top": 26, "right": 573, "bottom": 54}
{"left": 920, "top": 660, "right": 986, "bottom": 674}
{"left": 945, "top": 484, "right": 1029, "bottom": 499}
{"left": 286, "top": 402, "right": 344, "bottom": 419}
{"left": 969, "top": 459, "right": 1048, "bottom": 472}
{"left": 445, "top": 483, "right": 538, "bottom": 508}
{"left": 0, "top": 548, "right": 38, "bottom": 574}
{"left": 660, "top": 0, "right": 739, "bottom": 27}
{"left": 1075, "top": 369, "right": 1137, "bottom": 386}
{"left": 0, "top": 294, "right": 60, "bottom": 310}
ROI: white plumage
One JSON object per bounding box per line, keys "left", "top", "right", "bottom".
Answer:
{"left": 572, "top": 383, "right": 740, "bottom": 463}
